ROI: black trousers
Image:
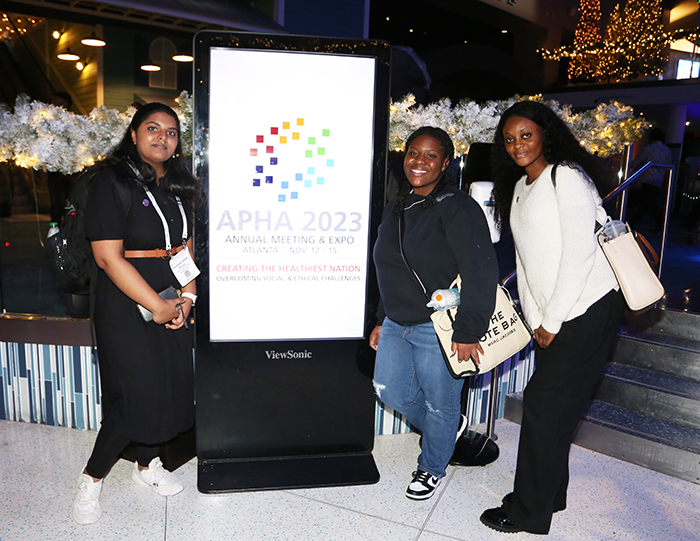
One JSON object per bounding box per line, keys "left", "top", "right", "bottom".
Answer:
{"left": 508, "top": 289, "right": 624, "bottom": 534}
{"left": 85, "top": 415, "right": 160, "bottom": 479}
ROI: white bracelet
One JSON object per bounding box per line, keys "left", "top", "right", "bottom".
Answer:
{"left": 181, "top": 292, "right": 197, "bottom": 306}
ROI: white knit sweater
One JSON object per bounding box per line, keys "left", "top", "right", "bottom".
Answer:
{"left": 511, "top": 164, "right": 619, "bottom": 334}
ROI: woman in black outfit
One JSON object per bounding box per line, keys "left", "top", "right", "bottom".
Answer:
{"left": 72, "top": 103, "right": 203, "bottom": 525}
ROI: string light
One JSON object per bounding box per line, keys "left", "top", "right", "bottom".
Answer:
{"left": 1, "top": 12, "right": 42, "bottom": 40}
{"left": 542, "top": 0, "right": 690, "bottom": 81}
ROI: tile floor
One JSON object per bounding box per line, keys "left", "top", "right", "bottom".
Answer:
{"left": 1, "top": 419, "right": 698, "bottom": 541}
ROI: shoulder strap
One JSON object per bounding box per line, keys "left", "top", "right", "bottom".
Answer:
{"left": 398, "top": 213, "right": 430, "bottom": 300}
{"left": 550, "top": 162, "right": 560, "bottom": 186}
{"left": 114, "top": 177, "right": 132, "bottom": 217}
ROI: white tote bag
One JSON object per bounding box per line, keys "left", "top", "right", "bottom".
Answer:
{"left": 432, "top": 280, "right": 532, "bottom": 377}
{"left": 598, "top": 226, "right": 665, "bottom": 311}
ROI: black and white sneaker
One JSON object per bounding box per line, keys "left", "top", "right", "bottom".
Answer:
{"left": 406, "top": 470, "right": 440, "bottom": 500}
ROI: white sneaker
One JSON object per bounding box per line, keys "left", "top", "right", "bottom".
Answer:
{"left": 72, "top": 473, "right": 103, "bottom": 524}
{"left": 131, "top": 457, "right": 183, "bottom": 496}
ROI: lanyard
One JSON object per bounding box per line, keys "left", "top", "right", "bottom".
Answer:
{"left": 142, "top": 186, "right": 187, "bottom": 254}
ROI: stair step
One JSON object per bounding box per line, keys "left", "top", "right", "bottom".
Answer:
{"left": 618, "top": 325, "right": 700, "bottom": 354}
{"left": 601, "top": 362, "right": 700, "bottom": 400}
{"left": 584, "top": 400, "right": 700, "bottom": 450}
{"left": 624, "top": 308, "right": 700, "bottom": 341}
{"left": 598, "top": 363, "right": 700, "bottom": 429}
{"left": 613, "top": 332, "right": 700, "bottom": 382}
{"left": 503, "top": 393, "right": 700, "bottom": 485}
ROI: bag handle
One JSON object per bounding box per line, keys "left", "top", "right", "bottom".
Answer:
{"left": 634, "top": 231, "right": 660, "bottom": 268}
{"left": 597, "top": 220, "right": 660, "bottom": 271}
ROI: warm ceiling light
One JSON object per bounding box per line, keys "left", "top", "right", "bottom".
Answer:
{"left": 76, "top": 60, "right": 85, "bottom": 71}
{"left": 52, "top": 30, "right": 61, "bottom": 39}
{"left": 81, "top": 33, "right": 105, "bottom": 47}
{"left": 57, "top": 49, "right": 80, "bottom": 61}
{"left": 140, "top": 61, "right": 161, "bottom": 72}
{"left": 172, "top": 53, "right": 193, "bottom": 62}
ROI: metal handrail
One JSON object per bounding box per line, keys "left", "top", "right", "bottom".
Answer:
{"left": 603, "top": 162, "right": 674, "bottom": 277}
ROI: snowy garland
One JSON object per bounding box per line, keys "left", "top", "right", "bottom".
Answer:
{"left": 390, "top": 94, "right": 649, "bottom": 158}
{"left": 0, "top": 91, "right": 194, "bottom": 174}
{"left": 0, "top": 91, "right": 645, "bottom": 175}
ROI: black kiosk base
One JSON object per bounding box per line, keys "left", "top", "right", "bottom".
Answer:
{"left": 198, "top": 454, "right": 379, "bottom": 493}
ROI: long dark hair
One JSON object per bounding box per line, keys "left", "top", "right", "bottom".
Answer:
{"left": 109, "top": 102, "right": 203, "bottom": 211}
{"left": 394, "top": 126, "right": 456, "bottom": 215}
{"left": 491, "top": 101, "right": 607, "bottom": 227}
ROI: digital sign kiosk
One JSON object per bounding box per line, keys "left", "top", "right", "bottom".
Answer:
{"left": 193, "top": 31, "right": 390, "bottom": 492}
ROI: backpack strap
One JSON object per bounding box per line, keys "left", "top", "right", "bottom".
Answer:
{"left": 88, "top": 164, "right": 134, "bottom": 353}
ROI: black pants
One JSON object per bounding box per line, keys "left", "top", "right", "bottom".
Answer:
{"left": 85, "top": 416, "right": 160, "bottom": 479}
{"left": 508, "top": 289, "right": 624, "bottom": 534}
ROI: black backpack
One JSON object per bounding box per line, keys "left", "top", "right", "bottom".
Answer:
{"left": 48, "top": 163, "right": 132, "bottom": 294}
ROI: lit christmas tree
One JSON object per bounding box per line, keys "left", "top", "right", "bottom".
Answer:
{"left": 598, "top": 4, "right": 625, "bottom": 81}
{"left": 616, "top": 0, "right": 667, "bottom": 80}
{"left": 569, "top": 0, "right": 603, "bottom": 81}
{"left": 541, "top": 0, "right": 682, "bottom": 82}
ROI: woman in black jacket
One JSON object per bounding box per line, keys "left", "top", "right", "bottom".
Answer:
{"left": 370, "top": 126, "right": 498, "bottom": 501}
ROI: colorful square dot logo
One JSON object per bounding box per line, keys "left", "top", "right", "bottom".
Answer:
{"left": 249, "top": 119, "right": 333, "bottom": 202}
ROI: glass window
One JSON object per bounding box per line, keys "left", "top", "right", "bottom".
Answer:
{"left": 677, "top": 58, "right": 700, "bottom": 79}
{"left": 149, "top": 37, "right": 177, "bottom": 89}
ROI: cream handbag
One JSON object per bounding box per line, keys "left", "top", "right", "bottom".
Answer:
{"left": 431, "top": 279, "right": 532, "bottom": 377}
{"left": 597, "top": 224, "right": 665, "bottom": 311}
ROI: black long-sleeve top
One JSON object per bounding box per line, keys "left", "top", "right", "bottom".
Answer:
{"left": 373, "top": 186, "right": 498, "bottom": 344}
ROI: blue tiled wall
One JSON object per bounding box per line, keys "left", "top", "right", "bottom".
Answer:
{"left": 1, "top": 342, "right": 101, "bottom": 430}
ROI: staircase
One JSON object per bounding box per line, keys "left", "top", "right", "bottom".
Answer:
{"left": 504, "top": 307, "right": 700, "bottom": 485}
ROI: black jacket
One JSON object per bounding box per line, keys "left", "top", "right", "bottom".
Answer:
{"left": 374, "top": 185, "right": 498, "bottom": 344}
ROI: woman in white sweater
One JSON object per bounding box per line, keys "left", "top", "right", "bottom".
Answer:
{"left": 479, "top": 101, "right": 623, "bottom": 535}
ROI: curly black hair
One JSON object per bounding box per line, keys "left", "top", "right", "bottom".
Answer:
{"left": 394, "top": 126, "right": 456, "bottom": 215}
{"left": 490, "top": 101, "right": 607, "bottom": 227}
{"left": 109, "top": 102, "right": 204, "bottom": 212}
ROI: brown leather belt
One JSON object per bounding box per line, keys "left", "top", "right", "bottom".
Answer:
{"left": 124, "top": 244, "right": 186, "bottom": 259}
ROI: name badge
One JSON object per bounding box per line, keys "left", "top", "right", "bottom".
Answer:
{"left": 170, "top": 247, "right": 200, "bottom": 287}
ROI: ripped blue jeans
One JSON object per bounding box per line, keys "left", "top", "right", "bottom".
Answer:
{"left": 373, "top": 318, "right": 464, "bottom": 478}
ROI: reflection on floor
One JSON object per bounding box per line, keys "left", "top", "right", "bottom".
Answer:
{"left": 1, "top": 418, "right": 698, "bottom": 541}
